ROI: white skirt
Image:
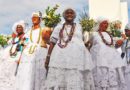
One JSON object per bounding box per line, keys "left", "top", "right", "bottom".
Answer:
{"left": 0, "top": 45, "right": 21, "bottom": 90}
{"left": 125, "top": 64, "right": 130, "bottom": 90}
{"left": 0, "top": 58, "right": 17, "bottom": 90}
{"left": 93, "top": 67, "right": 127, "bottom": 90}
{"left": 15, "top": 46, "right": 47, "bottom": 90}
{"left": 44, "top": 67, "right": 95, "bottom": 90}
{"left": 90, "top": 44, "right": 127, "bottom": 90}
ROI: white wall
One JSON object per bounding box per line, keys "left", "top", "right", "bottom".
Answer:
{"left": 88, "top": 0, "right": 128, "bottom": 29}
{"left": 89, "top": 0, "right": 121, "bottom": 20}
{"left": 120, "top": 0, "right": 128, "bottom": 29}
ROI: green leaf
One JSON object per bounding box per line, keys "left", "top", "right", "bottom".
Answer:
{"left": 42, "top": 4, "right": 61, "bottom": 28}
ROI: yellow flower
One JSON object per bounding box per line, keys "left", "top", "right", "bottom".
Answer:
{"left": 47, "top": 15, "right": 51, "bottom": 19}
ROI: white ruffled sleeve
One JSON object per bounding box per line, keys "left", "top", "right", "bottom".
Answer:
{"left": 50, "top": 24, "right": 62, "bottom": 44}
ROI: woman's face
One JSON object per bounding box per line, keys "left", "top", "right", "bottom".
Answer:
{"left": 125, "top": 29, "right": 130, "bottom": 37}
{"left": 16, "top": 25, "right": 23, "bottom": 34}
{"left": 32, "top": 16, "right": 40, "bottom": 25}
{"left": 64, "top": 9, "right": 75, "bottom": 22}
{"left": 114, "top": 23, "right": 121, "bottom": 30}
{"left": 99, "top": 20, "right": 108, "bottom": 31}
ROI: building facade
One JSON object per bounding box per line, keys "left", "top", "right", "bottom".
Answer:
{"left": 88, "top": 0, "right": 128, "bottom": 29}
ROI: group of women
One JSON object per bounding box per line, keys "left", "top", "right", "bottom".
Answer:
{"left": 0, "top": 8, "right": 130, "bottom": 90}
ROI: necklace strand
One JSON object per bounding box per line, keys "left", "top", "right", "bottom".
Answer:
{"left": 29, "top": 27, "right": 42, "bottom": 54}
{"left": 58, "top": 23, "right": 76, "bottom": 48}
{"left": 99, "top": 31, "right": 113, "bottom": 46}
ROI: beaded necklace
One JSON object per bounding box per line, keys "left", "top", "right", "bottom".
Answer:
{"left": 29, "top": 27, "right": 42, "bottom": 54}
{"left": 10, "top": 33, "right": 25, "bottom": 57}
{"left": 99, "top": 31, "right": 113, "bottom": 46}
{"left": 58, "top": 23, "right": 76, "bottom": 48}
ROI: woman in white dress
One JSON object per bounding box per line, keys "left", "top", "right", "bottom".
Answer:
{"left": 111, "top": 20, "right": 126, "bottom": 54}
{"left": 0, "top": 20, "right": 26, "bottom": 90}
{"left": 15, "top": 12, "right": 48, "bottom": 90}
{"left": 121, "top": 23, "right": 130, "bottom": 90}
{"left": 44, "top": 8, "right": 95, "bottom": 90}
{"left": 90, "top": 18, "right": 127, "bottom": 90}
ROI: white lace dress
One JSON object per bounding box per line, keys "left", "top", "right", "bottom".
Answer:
{"left": 121, "top": 39, "right": 130, "bottom": 90}
{"left": 0, "top": 55, "right": 17, "bottom": 90}
{"left": 15, "top": 28, "right": 47, "bottom": 90}
{"left": 90, "top": 32, "right": 127, "bottom": 90}
{"left": 0, "top": 38, "right": 24, "bottom": 90}
{"left": 44, "top": 24, "right": 95, "bottom": 90}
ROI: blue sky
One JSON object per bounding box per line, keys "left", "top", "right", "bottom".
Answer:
{"left": 0, "top": 0, "right": 130, "bottom": 34}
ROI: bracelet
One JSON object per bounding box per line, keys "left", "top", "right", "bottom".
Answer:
{"left": 47, "top": 54, "right": 50, "bottom": 57}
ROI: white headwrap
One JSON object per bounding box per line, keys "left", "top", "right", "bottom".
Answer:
{"left": 125, "top": 23, "right": 130, "bottom": 30}
{"left": 113, "top": 20, "right": 122, "bottom": 25}
{"left": 12, "top": 20, "right": 25, "bottom": 34}
{"left": 32, "top": 12, "right": 41, "bottom": 18}
{"left": 93, "top": 17, "right": 109, "bottom": 32}
{"left": 63, "top": 8, "right": 76, "bottom": 19}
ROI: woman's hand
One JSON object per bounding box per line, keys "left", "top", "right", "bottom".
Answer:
{"left": 15, "top": 60, "right": 20, "bottom": 64}
{"left": 85, "top": 40, "right": 93, "bottom": 51}
{"left": 45, "top": 55, "right": 50, "bottom": 70}
{"left": 115, "top": 39, "right": 123, "bottom": 48}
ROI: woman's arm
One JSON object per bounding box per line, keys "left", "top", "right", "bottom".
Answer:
{"left": 44, "top": 24, "right": 61, "bottom": 70}
{"left": 45, "top": 42, "right": 55, "bottom": 70}
{"left": 85, "top": 40, "right": 93, "bottom": 51}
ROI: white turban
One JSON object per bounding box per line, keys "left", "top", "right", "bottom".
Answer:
{"left": 113, "top": 20, "right": 122, "bottom": 25}
{"left": 63, "top": 8, "right": 76, "bottom": 19}
{"left": 12, "top": 20, "right": 25, "bottom": 34}
{"left": 125, "top": 23, "right": 130, "bottom": 30}
{"left": 93, "top": 17, "right": 109, "bottom": 32}
{"left": 32, "top": 12, "right": 41, "bottom": 18}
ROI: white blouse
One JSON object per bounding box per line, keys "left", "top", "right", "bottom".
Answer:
{"left": 49, "top": 23, "right": 94, "bottom": 71}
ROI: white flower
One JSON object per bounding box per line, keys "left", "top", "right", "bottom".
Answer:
{"left": 42, "top": 13, "right": 47, "bottom": 18}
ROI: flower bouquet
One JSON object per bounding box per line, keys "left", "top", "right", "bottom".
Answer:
{"left": 42, "top": 4, "right": 61, "bottom": 43}
{"left": 42, "top": 4, "right": 61, "bottom": 28}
